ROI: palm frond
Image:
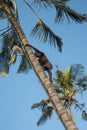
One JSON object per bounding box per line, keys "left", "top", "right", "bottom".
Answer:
{"left": 54, "top": 64, "right": 86, "bottom": 92}
{"left": 54, "top": 85, "right": 64, "bottom": 94}
{"left": 64, "top": 66, "right": 73, "bottom": 89}
{"left": 82, "top": 111, "right": 87, "bottom": 121}
{"left": 7, "top": 0, "right": 15, "bottom": 10}
{"left": 0, "top": 62, "right": 9, "bottom": 76}
{"left": 52, "top": 1, "right": 87, "bottom": 23}
{"left": 33, "top": 0, "right": 70, "bottom": 8}
{"left": 71, "top": 64, "right": 85, "bottom": 82}
{"left": 70, "top": 89, "right": 80, "bottom": 97}
{"left": 8, "top": 53, "right": 17, "bottom": 65}
{"left": 37, "top": 106, "right": 53, "bottom": 126}
{"left": 0, "top": 45, "right": 11, "bottom": 63}
{"left": 54, "top": 68, "right": 65, "bottom": 87}
{"left": 60, "top": 0, "right": 70, "bottom": 2}
{"left": 74, "top": 103, "right": 85, "bottom": 111}
{"left": 31, "top": 19, "right": 63, "bottom": 52}
{"left": 31, "top": 103, "right": 42, "bottom": 109}
{"left": 64, "top": 66, "right": 71, "bottom": 80}
{"left": 0, "top": 29, "right": 22, "bottom": 76}
{"left": 0, "top": 27, "right": 29, "bottom": 74}
{"left": 69, "top": 98, "right": 78, "bottom": 106}
{"left": 12, "top": 45, "right": 23, "bottom": 54}
{"left": 0, "top": 27, "right": 12, "bottom": 36}
{"left": 0, "top": 44, "right": 11, "bottom": 76}
{"left": 0, "top": 28, "right": 20, "bottom": 63}
{"left": 0, "top": 28, "right": 20, "bottom": 47}
{"left": 33, "top": 0, "right": 52, "bottom": 8}
{"left": 77, "top": 76, "right": 87, "bottom": 91}
{"left": 17, "top": 55, "right": 32, "bottom": 74}
{"left": 33, "top": 0, "right": 87, "bottom": 23}
{"left": 0, "top": 31, "right": 13, "bottom": 75}
{"left": 31, "top": 99, "right": 50, "bottom": 110}
{"left": 0, "top": 6, "right": 6, "bottom": 20}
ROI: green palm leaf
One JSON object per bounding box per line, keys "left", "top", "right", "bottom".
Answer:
{"left": 0, "top": 28, "right": 21, "bottom": 63}
{"left": 31, "top": 99, "right": 53, "bottom": 126}
{"left": 82, "top": 111, "right": 87, "bottom": 121}
{"left": 31, "top": 99, "right": 50, "bottom": 110}
{"left": 71, "top": 64, "right": 85, "bottom": 82}
{"left": 33, "top": 0, "right": 70, "bottom": 8}
{"left": 17, "top": 55, "right": 32, "bottom": 74}
{"left": 37, "top": 106, "right": 53, "bottom": 126}
{"left": 0, "top": 6, "right": 6, "bottom": 20}
{"left": 33, "top": 0, "right": 51, "bottom": 8}
{"left": 0, "top": 27, "right": 32, "bottom": 74}
{"left": 31, "top": 19, "right": 63, "bottom": 52}
{"left": 77, "top": 76, "right": 87, "bottom": 91}
{"left": 0, "top": 27, "right": 12, "bottom": 37}
{"left": 33, "top": 0, "right": 87, "bottom": 23}
{"left": 32, "top": 64, "right": 87, "bottom": 125}
{"left": 64, "top": 66, "right": 72, "bottom": 89}
{"left": 0, "top": 36, "right": 10, "bottom": 75}
{"left": 54, "top": 85, "right": 64, "bottom": 94}
{"left": 54, "top": 1, "right": 87, "bottom": 23}
{"left": 0, "top": 46, "right": 11, "bottom": 64}
{"left": 54, "top": 68, "right": 65, "bottom": 87}
{"left": 0, "top": 27, "right": 20, "bottom": 47}
{"left": 31, "top": 103, "right": 42, "bottom": 109}
{"left": 0, "top": 31, "right": 17, "bottom": 75}
{"left": 74, "top": 103, "right": 85, "bottom": 111}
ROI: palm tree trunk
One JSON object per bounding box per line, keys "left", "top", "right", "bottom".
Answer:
{"left": 1, "top": 1, "right": 78, "bottom": 130}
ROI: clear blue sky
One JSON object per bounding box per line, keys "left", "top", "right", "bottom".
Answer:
{"left": 0, "top": 0, "right": 87, "bottom": 130}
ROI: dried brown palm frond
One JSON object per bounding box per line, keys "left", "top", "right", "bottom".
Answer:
{"left": 12, "top": 45, "right": 23, "bottom": 54}
{"left": 0, "top": 63, "right": 9, "bottom": 76}
{"left": 8, "top": 53, "right": 17, "bottom": 65}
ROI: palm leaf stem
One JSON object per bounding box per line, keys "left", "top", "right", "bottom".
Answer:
{"left": 68, "top": 105, "right": 75, "bottom": 123}
{"left": 23, "top": 0, "right": 40, "bottom": 19}
{"left": 0, "top": 26, "right": 10, "bottom": 32}
{"left": 0, "top": 27, "right": 12, "bottom": 36}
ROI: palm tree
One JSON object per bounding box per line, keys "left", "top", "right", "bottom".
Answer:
{"left": 54, "top": 64, "right": 87, "bottom": 122}
{"left": 31, "top": 64, "right": 87, "bottom": 126}
{"left": 0, "top": 1, "right": 87, "bottom": 130}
